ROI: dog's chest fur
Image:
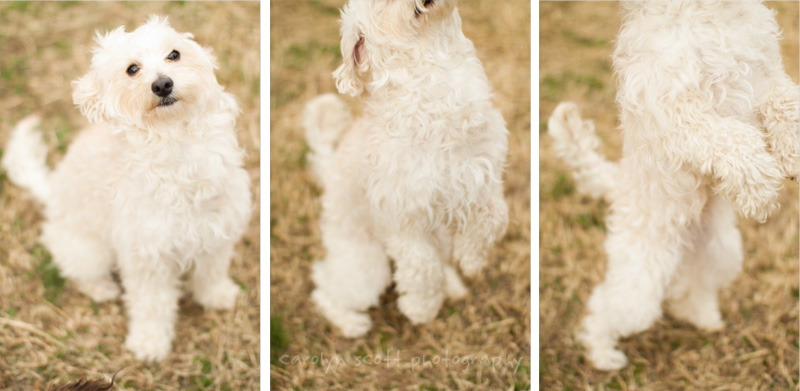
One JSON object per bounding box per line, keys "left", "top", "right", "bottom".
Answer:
{"left": 360, "top": 99, "right": 506, "bottom": 229}
{"left": 109, "top": 129, "right": 250, "bottom": 259}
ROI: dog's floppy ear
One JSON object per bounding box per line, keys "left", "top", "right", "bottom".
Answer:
{"left": 332, "top": 13, "right": 366, "bottom": 97}
{"left": 72, "top": 70, "right": 107, "bottom": 124}
{"left": 71, "top": 27, "right": 128, "bottom": 123}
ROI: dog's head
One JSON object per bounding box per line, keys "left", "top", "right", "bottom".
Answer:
{"left": 72, "top": 16, "right": 223, "bottom": 127}
{"left": 333, "top": 0, "right": 459, "bottom": 97}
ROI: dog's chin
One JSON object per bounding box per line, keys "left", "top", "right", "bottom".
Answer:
{"left": 156, "top": 96, "right": 179, "bottom": 108}
{"left": 143, "top": 96, "right": 188, "bottom": 124}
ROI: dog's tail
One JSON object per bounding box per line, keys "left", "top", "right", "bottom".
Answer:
{"left": 2, "top": 115, "right": 52, "bottom": 203}
{"left": 547, "top": 102, "right": 618, "bottom": 201}
{"left": 302, "top": 93, "right": 351, "bottom": 185}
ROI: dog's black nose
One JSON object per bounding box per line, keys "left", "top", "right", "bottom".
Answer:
{"left": 151, "top": 77, "right": 173, "bottom": 98}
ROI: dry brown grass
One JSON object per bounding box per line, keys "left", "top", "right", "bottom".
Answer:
{"left": 540, "top": 2, "right": 800, "bottom": 390}
{"left": 0, "top": 2, "right": 260, "bottom": 390}
{"left": 269, "top": 1, "right": 530, "bottom": 390}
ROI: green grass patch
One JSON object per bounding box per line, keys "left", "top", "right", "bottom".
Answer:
{"left": 1, "top": 56, "right": 28, "bottom": 82}
{"left": 379, "top": 331, "right": 392, "bottom": 350}
{"left": 55, "top": 120, "right": 75, "bottom": 153}
{"left": 576, "top": 75, "right": 604, "bottom": 91}
{"left": 33, "top": 245, "right": 65, "bottom": 305}
{"left": 286, "top": 44, "right": 313, "bottom": 71}
{"left": 576, "top": 212, "right": 603, "bottom": 229}
{"left": 270, "top": 314, "right": 290, "bottom": 366}
{"left": 549, "top": 174, "right": 574, "bottom": 199}
{"left": 52, "top": 39, "right": 71, "bottom": 53}
{"left": 5, "top": 1, "right": 31, "bottom": 12}
{"left": 540, "top": 74, "right": 565, "bottom": 101}
{"left": 563, "top": 30, "right": 609, "bottom": 47}
{"left": 309, "top": 0, "right": 341, "bottom": 16}
{"left": 285, "top": 40, "right": 342, "bottom": 71}
{"left": 195, "top": 355, "right": 212, "bottom": 374}
{"left": 295, "top": 144, "right": 310, "bottom": 168}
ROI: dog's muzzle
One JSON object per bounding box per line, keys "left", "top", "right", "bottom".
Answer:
{"left": 151, "top": 77, "right": 177, "bottom": 107}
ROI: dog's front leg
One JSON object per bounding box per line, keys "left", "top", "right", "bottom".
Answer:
{"left": 386, "top": 230, "right": 446, "bottom": 325}
{"left": 760, "top": 74, "right": 799, "bottom": 180}
{"left": 189, "top": 244, "right": 240, "bottom": 310}
{"left": 454, "top": 184, "right": 509, "bottom": 276}
{"left": 120, "top": 253, "right": 181, "bottom": 362}
{"left": 670, "top": 113, "right": 783, "bottom": 222}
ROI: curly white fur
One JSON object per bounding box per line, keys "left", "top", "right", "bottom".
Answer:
{"left": 2, "top": 16, "right": 251, "bottom": 361}
{"left": 548, "top": 1, "right": 798, "bottom": 371}
{"left": 305, "top": 0, "right": 508, "bottom": 337}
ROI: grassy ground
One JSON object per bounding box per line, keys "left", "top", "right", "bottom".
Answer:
{"left": 540, "top": 2, "right": 800, "bottom": 390}
{"left": 270, "top": 1, "right": 530, "bottom": 390}
{"left": 0, "top": 2, "right": 260, "bottom": 390}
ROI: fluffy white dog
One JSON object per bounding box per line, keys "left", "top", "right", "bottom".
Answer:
{"left": 303, "top": 0, "right": 509, "bottom": 337}
{"left": 548, "top": 1, "right": 798, "bottom": 370}
{"left": 3, "top": 16, "right": 251, "bottom": 361}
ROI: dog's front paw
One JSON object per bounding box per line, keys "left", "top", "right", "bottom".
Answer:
{"left": 761, "top": 88, "right": 800, "bottom": 179}
{"left": 722, "top": 155, "right": 783, "bottom": 222}
{"left": 125, "top": 325, "right": 172, "bottom": 362}
{"left": 444, "top": 265, "right": 468, "bottom": 299}
{"left": 337, "top": 312, "right": 372, "bottom": 338}
{"left": 76, "top": 278, "right": 121, "bottom": 302}
{"left": 587, "top": 347, "right": 628, "bottom": 371}
{"left": 766, "top": 121, "right": 799, "bottom": 180}
{"left": 311, "top": 289, "right": 373, "bottom": 338}
{"left": 398, "top": 292, "right": 444, "bottom": 325}
{"left": 772, "top": 142, "right": 799, "bottom": 181}
{"left": 194, "top": 277, "right": 240, "bottom": 310}
{"left": 458, "top": 254, "right": 486, "bottom": 277}
{"left": 728, "top": 179, "right": 781, "bottom": 223}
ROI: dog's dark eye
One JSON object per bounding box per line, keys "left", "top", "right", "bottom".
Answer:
{"left": 167, "top": 50, "right": 180, "bottom": 61}
{"left": 126, "top": 64, "right": 139, "bottom": 76}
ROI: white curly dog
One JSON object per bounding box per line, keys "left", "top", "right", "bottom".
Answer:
{"left": 548, "top": 1, "right": 800, "bottom": 370}
{"left": 3, "top": 16, "right": 251, "bottom": 361}
{"left": 548, "top": 1, "right": 799, "bottom": 370}
{"left": 303, "top": 0, "right": 509, "bottom": 337}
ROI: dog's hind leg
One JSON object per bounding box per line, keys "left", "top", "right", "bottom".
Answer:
{"left": 40, "top": 223, "right": 119, "bottom": 302}
{"left": 665, "top": 195, "right": 743, "bottom": 331}
{"left": 311, "top": 233, "right": 391, "bottom": 337}
{"left": 385, "top": 228, "right": 447, "bottom": 325}
{"left": 311, "top": 197, "right": 391, "bottom": 338}
{"left": 578, "top": 167, "right": 697, "bottom": 371}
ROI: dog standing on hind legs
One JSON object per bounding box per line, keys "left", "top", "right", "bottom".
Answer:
{"left": 304, "top": 0, "right": 509, "bottom": 337}
{"left": 547, "top": 1, "right": 799, "bottom": 371}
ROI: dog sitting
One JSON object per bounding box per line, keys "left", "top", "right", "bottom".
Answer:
{"left": 3, "top": 16, "right": 251, "bottom": 361}
{"left": 303, "top": 0, "right": 509, "bottom": 337}
{"left": 547, "top": 1, "right": 798, "bottom": 370}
